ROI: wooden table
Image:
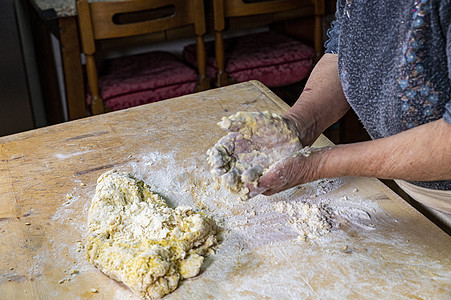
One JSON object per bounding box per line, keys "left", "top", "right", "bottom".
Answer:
{"left": 1, "top": 81, "right": 449, "bottom": 299}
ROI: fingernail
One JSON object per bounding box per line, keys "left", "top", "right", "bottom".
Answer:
{"left": 247, "top": 186, "right": 267, "bottom": 199}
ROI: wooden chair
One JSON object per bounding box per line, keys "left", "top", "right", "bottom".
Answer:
{"left": 77, "top": 0, "right": 209, "bottom": 115}
{"left": 211, "top": 0, "right": 325, "bottom": 87}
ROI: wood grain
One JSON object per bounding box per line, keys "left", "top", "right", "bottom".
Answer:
{"left": 0, "top": 81, "right": 449, "bottom": 299}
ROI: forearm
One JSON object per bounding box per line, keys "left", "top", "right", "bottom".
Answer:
{"left": 283, "top": 53, "right": 350, "bottom": 146}
{"left": 316, "top": 119, "right": 451, "bottom": 181}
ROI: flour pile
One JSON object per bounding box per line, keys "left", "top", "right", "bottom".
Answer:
{"left": 274, "top": 201, "right": 335, "bottom": 241}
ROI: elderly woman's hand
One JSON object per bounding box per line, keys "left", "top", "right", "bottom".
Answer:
{"left": 207, "top": 111, "right": 308, "bottom": 198}
{"left": 246, "top": 147, "right": 327, "bottom": 198}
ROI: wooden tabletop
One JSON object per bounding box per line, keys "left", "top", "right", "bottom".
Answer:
{"left": 1, "top": 81, "right": 449, "bottom": 299}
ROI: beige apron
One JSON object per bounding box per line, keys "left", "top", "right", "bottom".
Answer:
{"left": 395, "top": 180, "right": 451, "bottom": 230}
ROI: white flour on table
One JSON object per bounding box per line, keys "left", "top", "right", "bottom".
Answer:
{"left": 44, "top": 150, "right": 450, "bottom": 299}
{"left": 123, "top": 152, "right": 381, "bottom": 246}
{"left": 50, "top": 150, "right": 382, "bottom": 259}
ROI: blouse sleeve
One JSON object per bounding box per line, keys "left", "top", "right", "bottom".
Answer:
{"left": 324, "top": 0, "right": 345, "bottom": 54}
{"left": 324, "top": 20, "right": 339, "bottom": 54}
{"left": 441, "top": 0, "right": 451, "bottom": 124}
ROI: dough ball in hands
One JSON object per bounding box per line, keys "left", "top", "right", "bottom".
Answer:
{"left": 207, "top": 111, "right": 303, "bottom": 199}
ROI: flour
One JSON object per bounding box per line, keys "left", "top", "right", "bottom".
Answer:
{"left": 47, "top": 150, "right": 389, "bottom": 299}
{"left": 121, "top": 152, "right": 384, "bottom": 247}
{"left": 52, "top": 150, "right": 381, "bottom": 253}
{"left": 274, "top": 201, "right": 335, "bottom": 241}
{"left": 54, "top": 150, "right": 93, "bottom": 160}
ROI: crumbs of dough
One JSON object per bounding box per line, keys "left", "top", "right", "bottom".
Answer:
{"left": 86, "top": 170, "right": 218, "bottom": 299}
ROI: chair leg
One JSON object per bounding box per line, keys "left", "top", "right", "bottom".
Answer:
{"left": 91, "top": 96, "right": 105, "bottom": 115}
{"left": 313, "top": 14, "right": 323, "bottom": 62}
{"left": 195, "top": 35, "right": 211, "bottom": 91}
{"left": 195, "top": 76, "right": 211, "bottom": 92}
{"left": 85, "top": 54, "right": 105, "bottom": 114}
{"left": 214, "top": 31, "right": 228, "bottom": 87}
{"left": 314, "top": 0, "right": 325, "bottom": 62}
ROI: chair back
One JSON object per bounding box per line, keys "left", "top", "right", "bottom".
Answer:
{"left": 216, "top": 0, "right": 319, "bottom": 18}
{"left": 212, "top": 0, "right": 325, "bottom": 86}
{"left": 77, "top": 0, "right": 208, "bottom": 114}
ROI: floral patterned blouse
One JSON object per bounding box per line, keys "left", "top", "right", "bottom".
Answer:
{"left": 325, "top": 0, "right": 451, "bottom": 190}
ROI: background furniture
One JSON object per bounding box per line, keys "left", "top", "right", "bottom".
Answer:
{"left": 183, "top": 30, "right": 315, "bottom": 88}
{"left": 210, "top": 0, "right": 325, "bottom": 87}
{"left": 77, "top": 0, "right": 209, "bottom": 114}
{"left": 1, "top": 81, "right": 449, "bottom": 298}
{"left": 0, "top": 0, "right": 37, "bottom": 136}
{"left": 26, "top": 0, "right": 331, "bottom": 121}
{"left": 25, "top": 0, "right": 87, "bottom": 122}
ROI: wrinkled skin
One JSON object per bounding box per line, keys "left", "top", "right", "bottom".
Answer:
{"left": 209, "top": 53, "right": 451, "bottom": 202}
{"left": 207, "top": 111, "right": 304, "bottom": 198}
{"left": 248, "top": 147, "right": 328, "bottom": 198}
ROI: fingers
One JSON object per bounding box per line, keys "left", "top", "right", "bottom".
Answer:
{"left": 241, "top": 165, "right": 264, "bottom": 184}
{"left": 207, "top": 130, "right": 264, "bottom": 192}
{"left": 206, "top": 133, "right": 236, "bottom": 168}
{"left": 245, "top": 163, "right": 282, "bottom": 198}
{"left": 218, "top": 164, "right": 265, "bottom": 194}
{"left": 246, "top": 167, "right": 279, "bottom": 199}
{"left": 247, "top": 184, "right": 268, "bottom": 199}
{"left": 220, "top": 167, "right": 240, "bottom": 191}
{"left": 215, "top": 133, "right": 235, "bottom": 156}
{"left": 246, "top": 155, "right": 300, "bottom": 199}
{"left": 207, "top": 146, "right": 229, "bottom": 169}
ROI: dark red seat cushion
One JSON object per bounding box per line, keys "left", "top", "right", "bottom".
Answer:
{"left": 183, "top": 31, "right": 314, "bottom": 88}
{"left": 88, "top": 51, "right": 198, "bottom": 111}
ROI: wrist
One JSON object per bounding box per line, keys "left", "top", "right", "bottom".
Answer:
{"left": 282, "top": 111, "right": 319, "bottom": 146}
{"left": 307, "top": 145, "right": 349, "bottom": 180}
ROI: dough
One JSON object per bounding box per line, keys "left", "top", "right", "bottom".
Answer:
{"left": 207, "top": 111, "right": 302, "bottom": 198}
{"left": 86, "top": 170, "right": 218, "bottom": 299}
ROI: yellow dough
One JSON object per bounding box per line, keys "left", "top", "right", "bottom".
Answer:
{"left": 86, "top": 170, "right": 218, "bottom": 299}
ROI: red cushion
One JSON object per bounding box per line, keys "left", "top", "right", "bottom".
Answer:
{"left": 104, "top": 81, "right": 197, "bottom": 111}
{"left": 183, "top": 31, "right": 314, "bottom": 87}
{"left": 88, "top": 51, "right": 197, "bottom": 111}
